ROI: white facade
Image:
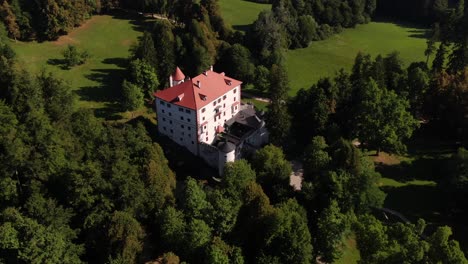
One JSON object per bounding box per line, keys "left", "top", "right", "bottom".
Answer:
{"left": 197, "top": 85, "right": 241, "bottom": 145}
{"left": 156, "top": 98, "right": 198, "bottom": 155}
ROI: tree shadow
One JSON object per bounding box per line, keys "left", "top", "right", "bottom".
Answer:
{"left": 93, "top": 102, "right": 123, "bottom": 120}
{"left": 371, "top": 17, "right": 430, "bottom": 39}
{"left": 106, "top": 9, "right": 155, "bottom": 33}
{"left": 46, "top": 58, "right": 70, "bottom": 70}
{"left": 233, "top": 24, "right": 252, "bottom": 32}
{"left": 382, "top": 184, "right": 446, "bottom": 223}
{"left": 376, "top": 156, "right": 448, "bottom": 183}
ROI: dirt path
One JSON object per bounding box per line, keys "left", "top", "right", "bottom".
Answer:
{"left": 242, "top": 92, "right": 271, "bottom": 103}
{"left": 290, "top": 160, "right": 303, "bottom": 191}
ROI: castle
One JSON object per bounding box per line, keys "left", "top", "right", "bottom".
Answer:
{"left": 154, "top": 67, "right": 269, "bottom": 175}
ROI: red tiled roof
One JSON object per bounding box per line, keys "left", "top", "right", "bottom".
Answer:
{"left": 216, "top": 125, "right": 225, "bottom": 133}
{"left": 172, "top": 67, "right": 185, "bottom": 81}
{"left": 155, "top": 70, "right": 242, "bottom": 110}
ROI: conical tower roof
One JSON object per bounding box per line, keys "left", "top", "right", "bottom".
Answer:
{"left": 172, "top": 67, "right": 185, "bottom": 81}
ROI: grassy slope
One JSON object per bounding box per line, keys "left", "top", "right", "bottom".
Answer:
{"left": 285, "top": 22, "right": 428, "bottom": 94}
{"left": 10, "top": 14, "right": 142, "bottom": 116}
{"left": 218, "top": 0, "right": 270, "bottom": 30}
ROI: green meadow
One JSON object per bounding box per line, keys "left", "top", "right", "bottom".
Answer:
{"left": 218, "top": 0, "right": 271, "bottom": 31}
{"left": 285, "top": 22, "right": 429, "bottom": 94}
{"left": 10, "top": 13, "right": 143, "bottom": 118}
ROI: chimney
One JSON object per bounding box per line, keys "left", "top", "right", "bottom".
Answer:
{"left": 210, "top": 65, "right": 213, "bottom": 71}
{"left": 169, "top": 75, "right": 173, "bottom": 87}
{"left": 197, "top": 80, "right": 201, "bottom": 88}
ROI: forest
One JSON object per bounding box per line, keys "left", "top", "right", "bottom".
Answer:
{"left": 0, "top": 0, "right": 468, "bottom": 263}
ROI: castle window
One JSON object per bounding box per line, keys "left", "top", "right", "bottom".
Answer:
{"left": 223, "top": 103, "right": 225, "bottom": 108}
{"left": 203, "top": 117, "right": 205, "bottom": 121}
{"left": 181, "top": 125, "right": 184, "bottom": 128}
{"left": 179, "top": 107, "right": 184, "bottom": 112}
{"left": 223, "top": 95, "right": 227, "bottom": 100}
{"left": 180, "top": 138, "right": 183, "bottom": 141}
{"left": 187, "top": 118, "right": 191, "bottom": 122}
{"left": 204, "top": 126, "right": 206, "bottom": 129}
{"left": 182, "top": 132, "right": 185, "bottom": 136}
{"left": 169, "top": 113, "right": 172, "bottom": 116}
{"left": 180, "top": 116, "right": 184, "bottom": 121}
{"left": 234, "top": 97, "right": 236, "bottom": 101}
{"left": 213, "top": 101, "right": 216, "bottom": 106}
{"left": 202, "top": 108, "right": 206, "bottom": 113}
{"left": 170, "top": 120, "right": 172, "bottom": 124}
{"left": 218, "top": 98, "right": 221, "bottom": 103}
{"left": 185, "top": 109, "right": 190, "bottom": 114}
{"left": 233, "top": 89, "right": 237, "bottom": 93}
{"left": 163, "top": 127, "right": 166, "bottom": 131}
{"left": 224, "top": 112, "right": 226, "bottom": 116}
{"left": 160, "top": 101, "right": 165, "bottom": 105}
{"left": 170, "top": 129, "right": 173, "bottom": 133}
{"left": 192, "top": 141, "right": 195, "bottom": 144}
{"left": 206, "top": 137, "right": 208, "bottom": 141}
{"left": 167, "top": 104, "right": 171, "bottom": 108}
{"left": 188, "top": 134, "right": 191, "bottom": 137}
{"left": 188, "top": 127, "right": 191, "bottom": 131}
{"left": 162, "top": 109, "right": 165, "bottom": 113}
{"left": 163, "top": 117, "right": 166, "bottom": 121}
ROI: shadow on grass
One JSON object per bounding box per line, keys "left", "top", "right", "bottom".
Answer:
{"left": 382, "top": 184, "right": 446, "bottom": 223}
{"left": 372, "top": 17, "right": 430, "bottom": 39}
{"left": 376, "top": 156, "right": 448, "bottom": 183}
{"left": 94, "top": 102, "right": 123, "bottom": 120}
{"left": 47, "top": 58, "right": 70, "bottom": 70}
{"left": 107, "top": 9, "right": 155, "bottom": 33}
{"left": 233, "top": 24, "right": 252, "bottom": 32}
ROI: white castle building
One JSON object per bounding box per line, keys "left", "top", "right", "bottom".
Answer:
{"left": 154, "top": 67, "right": 269, "bottom": 175}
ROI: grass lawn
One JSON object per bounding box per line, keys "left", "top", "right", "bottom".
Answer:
{"left": 285, "top": 22, "right": 429, "bottom": 95}
{"left": 242, "top": 98, "right": 268, "bottom": 111}
{"left": 336, "top": 236, "right": 360, "bottom": 264}
{"left": 218, "top": 0, "right": 271, "bottom": 31}
{"left": 10, "top": 12, "right": 143, "bottom": 118}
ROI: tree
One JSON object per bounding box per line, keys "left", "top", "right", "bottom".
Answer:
{"left": 261, "top": 199, "right": 313, "bottom": 264}
{"left": 432, "top": 42, "right": 447, "bottom": 73}
{"left": 62, "top": 45, "right": 90, "bottom": 69}
{"left": 159, "top": 207, "right": 186, "bottom": 252}
{"left": 181, "top": 177, "right": 211, "bottom": 220}
{"left": 37, "top": 70, "right": 76, "bottom": 122}
{"left": 222, "top": 160, "right": 256, "bottom": 198}
{"left": 121, "top": 79, "right": 144, "bottom": 111}
{"left": 129, "top": 59, "right": 159, "bottom": 96}
{"left": 107, "top": 211, "right": 144, "bottom": 264}
{"left": 218, "top": 44, "right": 255, "bottom": 83}
{"left": 152, "top": 20, "right": 175, "bottom": 87}
{"left": 316, "top": 200, "right": 347, "bottom": 262}
{"left": 353, "top": 78, "right": 418, "bottom": 155}
{"left": 428, "top": 226, "right": 468, "bottom": 264}
{"left": 254, "top": 65, "right": 270, "bottom": 92}
{"left": 303, "top": 136, "right": 331, "bottom": 181}
{"left": 251, "top": 144, "right": 292, "bottom": 202}
{"left": 206, "top": 189, "right": 240, "bottom": 236}
{"left": 251, "top": 144, "right": 292, "bottom": 185}
{"left": 132, "top": 31, "right": 158, "bottom": 68}
{"left": 266, "top": 64, "right": 291, "bottom": 146}
{"left": 0, "top": 0, "right": 20, "bottom": 40}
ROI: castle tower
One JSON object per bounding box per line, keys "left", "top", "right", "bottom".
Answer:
{"left": 169, "top": 67, "right": 186, "bottom": 87}
{"left": 217, "top": 141, "right": 236, "bottom": 175}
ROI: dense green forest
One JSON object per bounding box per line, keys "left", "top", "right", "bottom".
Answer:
{"left": 1, "top": 0, "right": 468, "bottom": 263}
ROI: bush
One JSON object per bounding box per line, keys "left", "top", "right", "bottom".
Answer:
{"left": 62, "top": 45, "right": 90, "bottom": 68}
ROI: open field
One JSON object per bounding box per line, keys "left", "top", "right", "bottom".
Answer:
{"left": 219, "top": 0, "right": 271, "bottom": 31}
{"left": 285, "top": 22, "right": 429, "bottom": 94}
{"left": 336, "top": 236, "right": 360, "bottom": 264}
{"left": 10, "top": 13, "right": 143, "bottom": 118}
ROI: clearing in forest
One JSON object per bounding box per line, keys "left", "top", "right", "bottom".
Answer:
{"left": 10, "top": 13, "right": 143, "bottom": 117}
{"left": 285, "top": 22, "right": 429, "bottom": 95}
{"left": 218, "top": 0, "right": 271, "bottom": 31}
